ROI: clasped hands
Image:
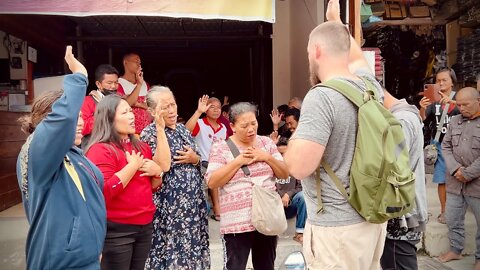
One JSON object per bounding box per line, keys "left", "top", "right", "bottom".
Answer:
{"left": 454, "top": 167, "right": 468, "bottom": 183}
{"left": 174, "top": 145, "right": 200, "bottom": 165}
{"left": 126, "top": 150, "right": 163, "bottom": 177}
{"left": 235, "top": 147, "right": 270, "bottom": 166}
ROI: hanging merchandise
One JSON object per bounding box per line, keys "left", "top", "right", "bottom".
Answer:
{"left": 453, "top": 28, "right": 480, "bottom": 83}
{"left": 361, "top": 1, "right": 374, "bottom": 23}
{"left": 370, "top": 2, "right": 386, "bottom": 17}
{"left": 409, "top": 1, "right": 431, "bottom": 18}
{"left": 384, "top": 0, "right": 407, "bottom": 19}
{"left": 421, "top": 0, "right": 437, "bottom": 6}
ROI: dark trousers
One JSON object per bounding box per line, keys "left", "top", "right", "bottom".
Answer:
{"left": 101, "top": 221, "right": 153, "bottom": 270}
{"left": 223, "top": 230, "right": 277, "bottom": 270}
{"left": 381, "top": 238, "right": 419, "bottom": 270}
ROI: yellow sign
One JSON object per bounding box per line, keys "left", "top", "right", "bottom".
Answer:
{"left": 0, "top": 0, "right": 275, "bottom": 22}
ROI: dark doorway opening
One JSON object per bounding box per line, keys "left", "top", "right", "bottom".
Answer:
{"left": 0, "top": 15, "right": 274, "bottom": 134}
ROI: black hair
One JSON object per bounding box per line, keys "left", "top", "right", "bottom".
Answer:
{"left": 94, "top": 64, "right": 119, "bottom": 82}
{"left": 221, "top": 104, "right": 230, "bottom": 114}
{"left": 284, "top": 108, "right": 300, "bottom": 122}
{"left": 85, "top": 94, "right": 145, "bottom": 154}
{"left": 437, "top": 67, "right": 457, "bottom": 84}
{"left": 277, "top": 104, "right": 289, "bottom": 115}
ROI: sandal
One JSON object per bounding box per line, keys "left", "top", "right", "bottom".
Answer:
{"left": 293, "top": 233, "right": 303, "bottom": 244}
{"left": 210, "top": 214, "right": 220, "bottom": 222}
{"left": 437, "top": 213, "right": 446, "bottom": 224}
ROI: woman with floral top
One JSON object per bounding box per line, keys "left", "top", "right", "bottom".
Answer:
{"left": 141, "top": 86, "right": 210, "bottom": 270}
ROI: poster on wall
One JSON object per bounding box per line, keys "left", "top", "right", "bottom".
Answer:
{"left": 0, "top": 0, "right": 275, "bottom": 22}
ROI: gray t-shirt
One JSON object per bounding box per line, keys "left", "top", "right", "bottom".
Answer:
{"left": 290, "top": 70, "right": 384, "bottom": 227}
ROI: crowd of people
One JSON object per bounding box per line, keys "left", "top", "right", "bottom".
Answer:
{"left": 15, "top": 0, "right": 480, "bottom": 269}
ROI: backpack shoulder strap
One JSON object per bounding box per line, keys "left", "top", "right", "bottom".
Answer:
{"left": 315, "top": 160, "right": 349, "bottom": 214}
{"left": 321, "top": 79, "right": 365, "bottom": 107}
{"left": 321, "top": 160, "right": 349, "bottom": 199}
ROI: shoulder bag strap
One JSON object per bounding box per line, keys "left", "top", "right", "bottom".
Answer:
{"left": 433, "top": 92, "right": 455, "bottom": 142}
{"left": 225, "top": 138, "right": 251, "bottom": 176}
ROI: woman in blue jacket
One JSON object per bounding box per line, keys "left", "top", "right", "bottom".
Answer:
{"left": 16, "top": 46, "right": 107, "bottom": 270}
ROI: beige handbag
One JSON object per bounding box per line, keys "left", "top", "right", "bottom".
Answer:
{"left": 226, "top": 139, "right": 287, "bottom": 236}
{"left": 251, "top": 184, "right": 288, "bottom": 236}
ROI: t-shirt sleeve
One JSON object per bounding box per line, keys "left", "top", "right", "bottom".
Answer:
{"left": 425, "top": 103, "right": 434, "bottom": 118}
{"left": 290, "top": 88, "right": 335, "bottom": 146}
{"left": 191, "top": 122, "right": 200, "bottom": 137}
{"left": 261, "top": 136, "right": 283, "bottom": 161}
{"left": 205, "top": 140, "right": 228, "bottom": 184}
{"left": 117, "top": 83, "right": 126, "bottom": 96}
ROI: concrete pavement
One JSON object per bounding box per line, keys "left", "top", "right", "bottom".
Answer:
{"left": 0, "top": 173, "right": 478, "bottom": 269}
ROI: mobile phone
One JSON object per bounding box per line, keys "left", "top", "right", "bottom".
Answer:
{"left": 422, "top": 84, "right": 441, "bottom": 102}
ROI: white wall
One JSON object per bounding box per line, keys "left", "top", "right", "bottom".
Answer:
{"left": 272, "top": 0, "right": 291, "bottom": 108}
{"left": 272, "top": 0, "right": 325, "bottom": 107}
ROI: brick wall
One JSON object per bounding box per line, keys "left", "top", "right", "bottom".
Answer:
{"left": 0, "top": 111, "right": 27, "bottom": 211}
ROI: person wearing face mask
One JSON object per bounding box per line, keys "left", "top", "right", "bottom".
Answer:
{"left": 80, "top": 64, "right": 119, "bottom": 148}
{"left": 16, "top": 46, "right": 106, "bottom": 270}
{"left": 419, "top": 68, "right": 461, "bottom": 224}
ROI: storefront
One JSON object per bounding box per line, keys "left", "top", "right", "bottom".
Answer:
{"left": 360, "top": 0, "right": 479, "bottom": 102}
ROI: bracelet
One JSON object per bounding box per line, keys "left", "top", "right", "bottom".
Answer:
{"left": 194, "top": 157, "right": 201, "bottom": 166}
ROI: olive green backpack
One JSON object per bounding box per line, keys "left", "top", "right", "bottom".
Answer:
{"left": 315, "top": 78, "right": 416, "bottom": 224}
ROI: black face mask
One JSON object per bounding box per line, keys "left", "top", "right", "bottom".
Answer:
{"left": 102, "top": 90, "right": 117, "bottom": 96}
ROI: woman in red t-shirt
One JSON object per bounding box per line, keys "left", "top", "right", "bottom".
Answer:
{"left": 85, "top": 94, "right": 167, "bottom": 270}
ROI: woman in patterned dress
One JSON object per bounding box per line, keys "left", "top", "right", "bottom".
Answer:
{"left": 141, "top": 86, "right": 210, "bottom": 270}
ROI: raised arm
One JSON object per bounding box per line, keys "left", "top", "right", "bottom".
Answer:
{"left": 29, "top": 46, "right": 88, "bottom": 185}
{"left": 326, "top": 0, "right": 370, "bottom": 74}
{"left": 185, "top": 95, "right": 210, "bottom": 132}
{"left": 124, "top": 68, "right": 144, "bottom": 106}
{"left": 152, "top": 105, "right": 171, "bottom": 172}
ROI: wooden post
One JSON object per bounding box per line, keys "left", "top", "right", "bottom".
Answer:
{"left": 27, "top": 61, "right": 34, "bottom": 104}
{"left": 349, "top": 0, "right": 362, "bottom": 46}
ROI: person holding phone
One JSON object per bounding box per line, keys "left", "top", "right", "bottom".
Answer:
{"left": 423, "top": 84, "right": 441, "bottom": 103}
{"left": 419, "top": 68, "right": 461, "bottom": 224}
